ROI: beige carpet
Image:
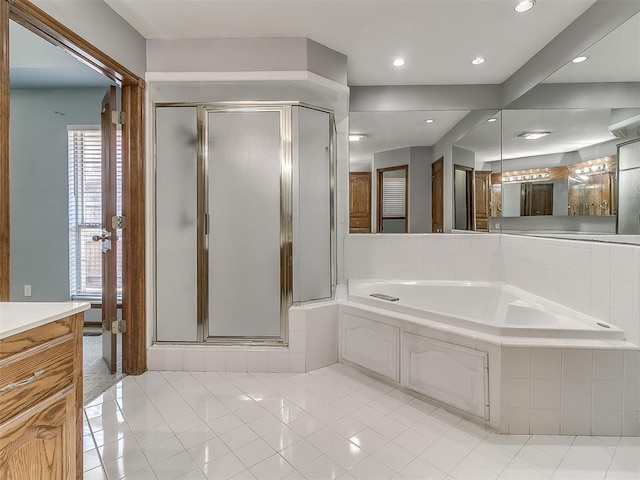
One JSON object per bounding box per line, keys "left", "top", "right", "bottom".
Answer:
{"left": 82, "top": 329, "right": 124, "bottom": 405}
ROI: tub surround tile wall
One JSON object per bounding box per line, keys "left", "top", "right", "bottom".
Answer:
{"left": 340, "top": 234, "right": 502, "bottom": 284}
{"left": 502, "top": 348, "right": 640, "bottom": 436}
{"left": 500, "top": 235, "right": 640, "bottom": 347}
{"left": 148, "top": 302, "right": 338, "bottom": 374}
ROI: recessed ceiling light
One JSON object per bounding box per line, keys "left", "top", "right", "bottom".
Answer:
{"left": 425, "top": 119, "right": 435, "bottom": 124}
{"left": 471, "top": 57, "right": 486, "bottom": 65}
{"left": 349, "top": 134, "right": 367, "bottom": 142}
{"left": 514, "top": 1, "right": 535, "bottom": 13}
{"left": 487, "top": 118, "right": 497, "bottom": 123}
{"left": 518, "top": 131, "right": 550, "bottom": 140}
{"left": 572, "top": 55, "right": 588, "bottom": 63}
{"left": 392, "top": 58, "right": 406, "bottom": 67}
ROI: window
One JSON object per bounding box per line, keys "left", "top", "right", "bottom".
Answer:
{"left": 68, "top": 127, "right": 122, "bottom": 299}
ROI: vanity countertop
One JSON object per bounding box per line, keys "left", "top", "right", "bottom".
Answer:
{"left": 0, "top": 301, "right": 91, "bottom": 340}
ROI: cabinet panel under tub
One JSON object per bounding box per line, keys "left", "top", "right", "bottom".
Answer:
{"left": 401, "top": 333, "right": 489, "bottom": 420}
{"left": 340, "top": 313, "right": 399, "bottom": 381}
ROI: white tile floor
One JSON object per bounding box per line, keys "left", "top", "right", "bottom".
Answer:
{"left": 83, "top": 364, "right": 640, "bottom": 480}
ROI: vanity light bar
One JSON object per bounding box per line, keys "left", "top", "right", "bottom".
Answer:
{"left": 501, "top": 172, "right": 550, "bottom": 182}
{"left": 575, "top": 164, "right": 606, "bottom": 174}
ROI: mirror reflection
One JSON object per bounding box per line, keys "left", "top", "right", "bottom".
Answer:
{"left": 348, "top": 110, "right": 469, "bottom": 233}
{"left": 499, "top": 10, "right": 640, "bottom": 239}
{"left": 452, "top": 111, "right": 502, "bottom": 232}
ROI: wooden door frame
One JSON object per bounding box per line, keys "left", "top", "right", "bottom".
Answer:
{"left": 0, "top": 0, "right": 146, "bottom": 375}
{"left": 376, "top": 165, "right": 408, "bottom": 233}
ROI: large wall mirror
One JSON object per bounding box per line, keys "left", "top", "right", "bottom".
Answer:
{"left": 452, "top": 111, "right": 502, "bottom": 232}
{"left": 500, "top": 11, "right": 640, "bottom": 242}
{"left": 347, "top": 11, "right": 639, "bottom": 242}
{"left": 348, "top": 110, "right": 469, "bottom": 234}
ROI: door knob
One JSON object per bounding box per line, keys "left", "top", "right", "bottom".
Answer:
{"left": 92, "top": 233, "right": 111, "bottom": 242}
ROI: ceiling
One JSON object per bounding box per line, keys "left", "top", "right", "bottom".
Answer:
{"left": 349, "top": 110, "right": 470, "bottom": 164}
{"left": 543, "top": 11, "right": 640, "bottom": 83}
{"left": 455, "top": 109, "right": 617, "bottom": 164}
{"left": 104, "top": 0, "right": 597, "bottom": 86}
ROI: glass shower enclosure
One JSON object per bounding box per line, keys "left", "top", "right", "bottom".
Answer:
{"left": 155, "top": 103, "right": 335, "bottom": 344}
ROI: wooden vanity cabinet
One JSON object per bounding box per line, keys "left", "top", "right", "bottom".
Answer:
{"left": 0, "top": 313, "right": 83, "bottom": 479}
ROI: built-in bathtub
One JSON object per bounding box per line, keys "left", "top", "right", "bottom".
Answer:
{"left": 338, "top": 279, "right": 639, "bottom": 435}
{"left": 348, "top": 280, "right": 624, "bottom": 340}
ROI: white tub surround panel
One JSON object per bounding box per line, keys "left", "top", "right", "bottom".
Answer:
{"left": 338, "top": 302, "right": 502, "bottom": 430}
{"left": 340, "top": 312, "right": 399, "bottom": 381}
{"left": 401, "top": 333, "right": 489, "bottom": 420}
{"left": 147, "top": 301, "right": 339, "bottom": 374}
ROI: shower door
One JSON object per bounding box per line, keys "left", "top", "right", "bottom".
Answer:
{"left": 205, "top": 107, "right": 287, "bottom": 341}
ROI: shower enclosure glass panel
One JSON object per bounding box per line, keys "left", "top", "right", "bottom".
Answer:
{"left": 618, "top": 139, "right": 640, "bottom": 234}
{"left": 206, "top": 109, "right": 283, "bottom": 338}
{"left": 293, "top": 106, "right": 332, "bottom": 303}
{"left": 155, "top": 107, "right": 198, "bottom": 342}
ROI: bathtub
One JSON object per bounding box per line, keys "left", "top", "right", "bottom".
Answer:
{"left": 347, "top": 279, "right": 624, "bottom": 340}
{"left": 338, "top": 279, "right": 635, "bottom": 432}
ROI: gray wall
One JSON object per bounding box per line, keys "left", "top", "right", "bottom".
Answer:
{"left": 409, "top": 147, "right": 431, "bottom": 233}
{"left": 10, "top": 88, "right": 107, "bottom": 301}
{"left": 147, "top": 38, "right": 347, "bottom": 85}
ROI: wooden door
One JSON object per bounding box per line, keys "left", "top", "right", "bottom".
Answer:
{"left": 100, "top": 86, "right": 118, "bottom": 373}
{"left": 349, "top": 172, "right": 372, "bottom": 233}
{"left": 431, "top": 157, "right": 444, "bottom": 233}
{"left": 474, "top": 171, "right": 491, "bottom": 231}
{"left": 521, "top": 183, "right": 554, "bottom": 216}
{"left": 0, "top": 389, "right": 76, "bottom": 479}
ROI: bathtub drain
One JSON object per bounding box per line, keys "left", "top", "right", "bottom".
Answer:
{"left": 596, "top": 322, "right": 611, "bottom": 329}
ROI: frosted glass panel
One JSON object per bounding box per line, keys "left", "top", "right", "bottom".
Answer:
{"left": 618, "top": 169, "right": 640, "bottom": 234}
{"left": 618, "top": 140, "right": 640, "bottom": 234}
{"left": 293, "top": 107, "right": 332, "bottom": 302}
{"left": 156, "top": 107, "right": 198, "bottom": 341}
{"left": 619, "top": 139, "right": 640, "bottom": 171}
{"left": 208, "top": 111, "right": 282, "bottom": 337}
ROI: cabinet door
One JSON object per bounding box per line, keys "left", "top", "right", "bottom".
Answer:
{"left": 349, "top": 172, "right": 372, "bottom": 233}
{"left": 474, "top": 171, "right": 491, "bottom": 231}
{"left": 0, "top": 389, "right": 75, "bottom": 480}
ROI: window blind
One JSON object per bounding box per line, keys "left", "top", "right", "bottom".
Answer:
{"left": 68, "top": 127, "right": 123, "bottom": 299}
{"left": 382, "top": 176, "right": 406, "bottom": 217}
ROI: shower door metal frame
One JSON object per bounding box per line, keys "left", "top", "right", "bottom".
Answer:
{"left": 153, "top": 101, "right": 336, "bottom": 346}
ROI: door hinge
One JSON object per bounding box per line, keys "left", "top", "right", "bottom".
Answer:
{"left": 111, "top": 320, "right": 126, "bottom": 334}
{"left": 111, "top": 111, "right": 126, "bottom": 125}
{"left": 112, "top": 215, "right": 126, "bottom": 229}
